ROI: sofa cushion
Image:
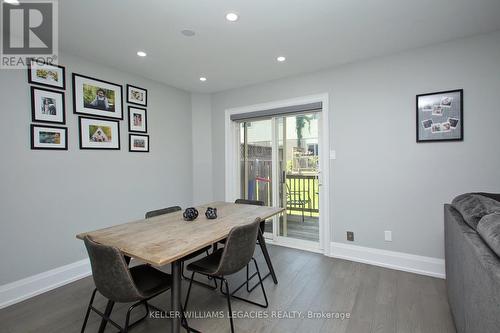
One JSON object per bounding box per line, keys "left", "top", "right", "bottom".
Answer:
{"left": 452, "top": 194, "right": 500, "bottom": 230}
{"left": 477, "top": 212, "right": 500, "bottom": 258}
{"left": 474, "top": 192, "right": 500, "bottom": 203}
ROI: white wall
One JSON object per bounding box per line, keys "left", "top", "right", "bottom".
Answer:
{"left": 210, "top": 31, "right": 500, "bottom": 259}
{"left": 191, "top": 93, "right": 214, "bottom": 205}
{"left": 0, "top": 52, "right": 193, "bottom": 285}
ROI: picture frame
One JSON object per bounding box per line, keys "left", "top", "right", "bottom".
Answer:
{"left": 416, "top": 89, "right": 463, "bottom": 143}
{"left": 31, "top": 124, "right": 67, "bottom": 150}
{"left": 129, "top": 134, "right": 149, "bottom": 152}
{"left": 31, "top": 86, "right": 66, "bottom": 124}
{"left": 128, "top": 106, "right": 147, "bottom": 133}
{"left": 127, "top": 84, "right": 147, "bottom": 107}
{"left": 27, "top": 58, "right": 66, "bottom": 90}
{"left": 73, "top": 73, "right": 123, "bottom": 119}
{"left": 78, "top": 116, "right": 121, "bottom": 150}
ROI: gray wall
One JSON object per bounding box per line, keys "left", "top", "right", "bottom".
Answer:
{"left": 0, "top": 52, "right": 193, "bottom": 285}
{"left": 210, "top": 31, "right": 500, "bottom": 259}
{"left": 191, "top": 93, "right": 214, "bottom": 205}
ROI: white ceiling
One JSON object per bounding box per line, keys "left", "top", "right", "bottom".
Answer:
{"left": 60, "top": 0, "right": 500, "bottom": 93}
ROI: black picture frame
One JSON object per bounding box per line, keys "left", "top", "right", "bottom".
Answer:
{"left": 78, "top": 116, "right": 121, "bottom": 150}
{"left": 31, "top": 86, "right": 66, "bottom": 124}
{"left": 127, "top": 84, "right": 148, "bottom": 107}
{"left": 129, "top": 134, "right": 150, "bottom": 152}
{"left": 27, "top": 58, "right": 66, "bottom": 90}
{"left": 72, "top": 73, "right": 124, "bottom": 120}
{"left": 128, "top": 106, "right": 148, "bottom": 133}
{"left": 416, "top": 89, "right": 464, "bottom": 143}
{"left": 30, "top": 124, "right": 68, "bottom": 150}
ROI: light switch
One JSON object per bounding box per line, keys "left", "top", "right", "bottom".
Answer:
{"left": 384, "top": 230, "right": 392, "bottom": 242}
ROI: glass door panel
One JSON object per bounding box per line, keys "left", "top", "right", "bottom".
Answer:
{"left": 278, "top": 113, "right": 320, "bottom": 242}
{"left": 239, "top": 120, "right": 273, "bottom": 235}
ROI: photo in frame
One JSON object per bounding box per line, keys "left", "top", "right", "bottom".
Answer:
{"left": 31, "top": 86, "right": 66, "bottom": 124}
{"left": 28, "top": 59, "right": 66, "bottom": 90}
{"left": 128, "top": 106, "right": 147, "bottom": 133}
{"left": 416, "top": 89, "right": 463, "bottom": 142}
{"left": 79, "top": 116, "right": 120, "bottom": 150}
{"left": 31, "top": 124, "right": 67, "bottom": 150}
{"left": 73, "top": 74, "right": 123, "bottom": 119}
{"left": 127, "top": 84, "right": 147, "bottom": 106}
{"left": 129, "top": 134, "right": 149, "bottom": 152}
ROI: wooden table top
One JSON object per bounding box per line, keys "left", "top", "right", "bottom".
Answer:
{"left": 76, "top": 202, "right": 284, "bottom": 267}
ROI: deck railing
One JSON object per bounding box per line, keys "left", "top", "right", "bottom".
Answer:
{"left": 286, "top": 174, "right": 319, "bottom": 217}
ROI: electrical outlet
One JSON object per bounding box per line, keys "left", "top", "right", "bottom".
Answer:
{"left": 384, "top": 230, "right": 392, "bottom": 242}
{"left": 347, "top": 231, "right": 354, "bottom": 242}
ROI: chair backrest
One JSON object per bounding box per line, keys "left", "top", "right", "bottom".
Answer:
{"left": 213, "top": 218, "right": 261, "bottom": 276}
{"left": 145, "top": 205, "right": 182, "bottom": 219}
{"left": 235, "top": 199, "right": 264, "bottom": 206}
{"left": 84, "top": 236, "right": 142, "bottom": 303}
{"left": 235, "top": 199, "right": 265, "bottom": 233}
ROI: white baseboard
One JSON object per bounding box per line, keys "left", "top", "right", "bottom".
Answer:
{"left": 0, "top": 243, "right": 446, "bottom": 309}
{"left": 0, "top": 259, "right": 91, "bottom": 309}
{"left": 329, "top": 242, "right": 445, "bottom": 279}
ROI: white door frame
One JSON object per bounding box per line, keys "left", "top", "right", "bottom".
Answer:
{"left": 224, "top": 93, "right": 331, "bottom": 255}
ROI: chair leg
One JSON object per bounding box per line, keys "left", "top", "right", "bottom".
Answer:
{"left": 82, "top": 290, "right": 122, "bottom": 333}
{"left": 124, "top": 301, "right": 149, "bottom": 332}
{"left": 229, "top": 258, "right": 269, "bottom": 308}
{"left": 246, "top": 264, "right": 251, "bottom": 293}
{"left": 80, "top": 289, "right": 98, "bottom": 333}
{"left": 97, "top": 299, "right": 115, "bottom": 333}
{"left": 223, "top": 279, "right": 235, "bottom": 333}
{"left": 184, "top": 271, "right": 196, "bottom": 310}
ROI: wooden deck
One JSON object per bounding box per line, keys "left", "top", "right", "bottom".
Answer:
{"left": 263, "top": 214, "right": 319, "bottom": 242}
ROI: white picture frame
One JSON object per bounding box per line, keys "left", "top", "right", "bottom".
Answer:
{"left": 127, "top": 84, "right": 147, "bottom": 106}
{"left": 31, "top": 124, "right": 67, "bottom": 150}
{"left": 129, "top": 134, "right": 149, "bottom": 152}
{"left": 79, "top": 117, "right": 120, "bottom": 150}
{"left": 31, "top": 86, "right": 66, "bottom": 124}
{"left": 128, "top": 106, "right": 147, "bottom": 133}
{"left": 28, "top": 59, "right": 66, "bottom": 90}
{"left": 73, "top": 73, "right": 123, "bottom": 119}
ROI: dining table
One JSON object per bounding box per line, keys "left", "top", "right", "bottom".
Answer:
{"left": 76, "top": 201, "right": 284, "bottom": 333}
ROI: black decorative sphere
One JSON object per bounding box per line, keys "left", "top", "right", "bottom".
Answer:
{"left": 183, "top": 207, "right": 199, "bottom": 221}
{"left": 205, "top": 207, "right": 217, "bottom": 219}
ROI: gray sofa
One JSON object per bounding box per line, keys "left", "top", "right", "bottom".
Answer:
{"left": 444, "top": 193, "right": 500, "bottom": 333}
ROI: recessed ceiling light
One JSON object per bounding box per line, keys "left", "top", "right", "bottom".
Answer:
{"left": 4, "top": 0, "right": 20, "bottom": 4}
{"left": 277, "top": 56, "right": 286, "bottom": 62}
{"left": 226, "top": 12, "right": 239, "bottom": 22}
{"left": 137, "top": 51, "right": 147, "bottom": 57}
{"left": 181, "top": 29, "right": 196, "bottom": 37}
{"left": 199, "top": 77, "right": 207, "bottom": 82}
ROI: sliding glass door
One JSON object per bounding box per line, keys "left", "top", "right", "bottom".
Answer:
{"left": 239, "top": 112, "right": 321, "bottom": 247}
{"left": 239, "top": 119, "right": 274, "bottom": 234}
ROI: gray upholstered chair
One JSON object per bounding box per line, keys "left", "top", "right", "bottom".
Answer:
{"left": 184, "top": 219, "right": 268, "bottom": 333}
{"left": 217, "top": 199, "right": 273, "bottom": 293}
{"left": 81, "top": 236, "right": 172, "bottom": 333}
{"left": 145, "top": 205, "right": 182, "bottom": 218}
{"left": 145, "top": 205, "right": 216, "bottom": 290}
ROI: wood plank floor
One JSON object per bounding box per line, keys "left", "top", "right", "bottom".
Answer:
{"left": 0, "top": 245, "right": 456, "bottom": 333}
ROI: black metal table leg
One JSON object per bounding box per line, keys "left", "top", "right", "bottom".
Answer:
{"left": 97, "top": 300, "right": 114, "bottom": 333}
{"left": 171, "top": 260, "right": 182, "bottom": 333}
{"left": 257, "top": 230, "right": 278, "bottom": 284}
